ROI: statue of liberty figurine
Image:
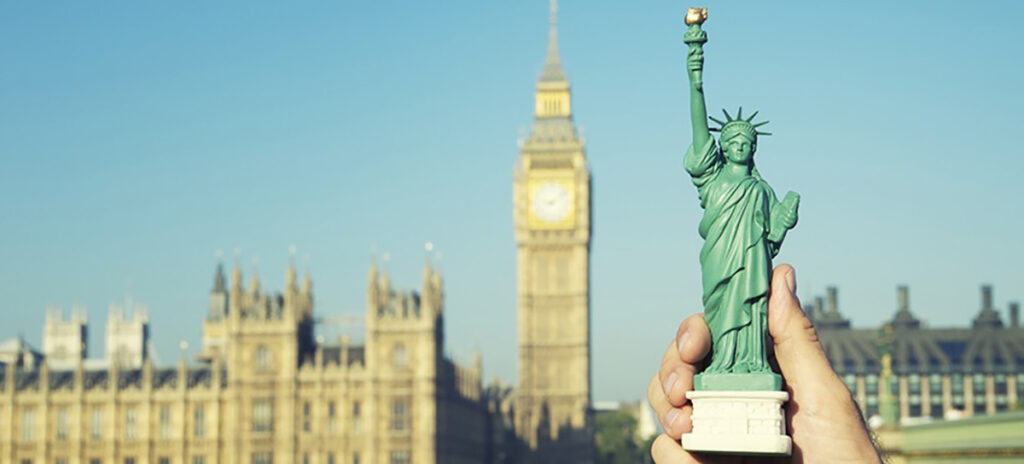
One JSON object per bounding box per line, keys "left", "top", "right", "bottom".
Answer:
{"left": 682, "top": 8, "right": 800, "bottom": 390}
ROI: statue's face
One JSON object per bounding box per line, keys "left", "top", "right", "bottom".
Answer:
{"left": 722, "top": 134, "right": 755, "bottom": 164}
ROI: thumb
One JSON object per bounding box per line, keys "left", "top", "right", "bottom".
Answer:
{"left": 767, "top": 264, "right": 837, "bottom": 389}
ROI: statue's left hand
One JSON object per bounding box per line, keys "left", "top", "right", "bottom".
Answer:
{"left": 780, "top": 203, "right": 798, "bottom": 230}
{"left": 779, "top": 191, "right": 800, "bottom": 230}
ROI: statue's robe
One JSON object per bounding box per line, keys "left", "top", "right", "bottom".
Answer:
{"left": 684, "top": 137, "right": 780, "bottom": 373}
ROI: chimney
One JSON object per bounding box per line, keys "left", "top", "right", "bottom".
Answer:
{"left": 813, "top": 295, "right": 826, "bottom": 321}
{"left": 1010, "top": 302, "right": 1020, "bottom": 328}
{"left": 827, "top": 286, "right": 838, "bottom": 314}
{"left": 897, "top": 285, "right": 909, "bottom": 313}
{"left": 981, "top": 285, "right": 993, "bottom": 311}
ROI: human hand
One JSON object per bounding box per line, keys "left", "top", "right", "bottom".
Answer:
{"left": 646, "top": 264, "right": 880, "bottom": 463}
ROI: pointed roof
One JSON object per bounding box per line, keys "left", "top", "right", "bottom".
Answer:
{"left": 538, "top": 0, "right": 568, "bottom": 84}
{"left": 212, "top": 261, "right": 226, "bottom": 293}
{"left": 302, "top": 268, "right": 312, "bottom": 294}
{"left": 286, "top": 245, "right": 298, "bottom": 290}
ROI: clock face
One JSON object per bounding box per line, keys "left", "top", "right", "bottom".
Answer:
{"left": 531, "top": 182, "right": 572, "bottom": 223}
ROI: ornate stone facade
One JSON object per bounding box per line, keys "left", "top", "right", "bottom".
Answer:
{"left": 512, "top": 1, "right": 594, "bottom": 462}
{"left": 0, "top": 259, "right": 496, "bottom": 464}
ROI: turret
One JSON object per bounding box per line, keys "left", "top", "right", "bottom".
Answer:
{"left": 213, "top": 261, "right": 226, "bottom": 293}
{"left": 367, "top": 261, "right": 380, "bottom": 311}
{"left": 229, "top": 259, "right": 244, "bottom": 324}
{"left": 249, "top": 263, "right": 261, "bottom": 297}
{"left": 42, "top": 305, "right": 88, "bottom": 365}
{"left": 301, "top": 270, "right": 312, "bottom": 295}
{"left": 285, "top": 261, "right": 297, "bottom": 293}
{"left": 209, "top": 261, "right": 228, "bottom": 321}
{"left": 231, "top": 260, "right": 243, "bottom": 291}
{"left": 380, "top": 268, "right": 391, "bottom": 298}
{"left": 422, "top": 258, "right": 442, "bottom": 318}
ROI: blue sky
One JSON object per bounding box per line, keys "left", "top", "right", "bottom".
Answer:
{"left": 1, "top": 1, "right": 1022, "bottom": 401}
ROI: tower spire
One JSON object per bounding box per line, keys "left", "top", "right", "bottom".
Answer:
{"left": 213, "top": 249, "right": 226, "bottom": 293}
{"left": 286, "top": 245, "right": 298, "bottom": 290}
{"left": 548, "top": 0, "right": 558, "bottom": 59}
{"left": 539, "top": 0, "right": 567, "bottom": 84}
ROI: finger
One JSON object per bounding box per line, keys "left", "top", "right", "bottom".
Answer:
{"left": 658, "top": 341, "right": 695, "bottom": 407}
{"left": 647, "top": 374, "right": 692, "bottom": 439}
{"left": 675, "top": 313, "right": 712, "bottom": 365}
{"left": 766, "top": 264, "right": 840, "bottom": 390}
{"left": 651, "top": 433, "right": 704, "bottom": 464}
{"left": 658, "top": 315, "right": 711, "bottom": 406}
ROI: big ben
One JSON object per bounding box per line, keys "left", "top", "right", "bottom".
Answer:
{"left": 513, "top": 1, "right": 593, "bottom": 462}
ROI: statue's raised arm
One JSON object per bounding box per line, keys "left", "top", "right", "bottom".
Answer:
{"left": 684, "top": 8, "right": 710, "bottom": 151}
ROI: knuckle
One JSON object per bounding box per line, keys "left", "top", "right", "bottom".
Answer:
{"left": 647, "top": 374, "right": 665, "bottom": 404}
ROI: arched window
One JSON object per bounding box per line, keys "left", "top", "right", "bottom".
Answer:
{"left": 256, "top": 345, "right": 271, "bottom": 371}
{"left": 393, "top": 343, "right": 408, "bottom": 369}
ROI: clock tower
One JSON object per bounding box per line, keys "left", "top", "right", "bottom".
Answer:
{"left": 513, "top": 1, "right": 593, "bottom": 462}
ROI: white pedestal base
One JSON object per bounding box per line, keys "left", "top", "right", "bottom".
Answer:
{"left": 681, "top": 390, "right": 792, "bottom": 456}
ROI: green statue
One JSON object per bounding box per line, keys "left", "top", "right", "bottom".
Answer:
{"left": 683, "top": 8, "right": 800, "bottom": 391}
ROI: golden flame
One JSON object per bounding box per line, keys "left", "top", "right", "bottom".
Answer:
{"left": 685, "top": 7, "right": 708, "bottom": 26}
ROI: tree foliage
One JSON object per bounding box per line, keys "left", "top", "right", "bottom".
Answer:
{"left": 595, "top": 409, "right": 647, "bottom": 464}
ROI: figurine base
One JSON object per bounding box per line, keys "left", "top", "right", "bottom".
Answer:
{"left": 694, "top": 372, "right": 781, "bottom": 390}
{"left": 681, "top": 390, "right": 792, "bottom": 456}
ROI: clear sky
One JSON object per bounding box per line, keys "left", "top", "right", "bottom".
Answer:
{"left": 1, "top": 1, "right": 1022, "bottom": 401}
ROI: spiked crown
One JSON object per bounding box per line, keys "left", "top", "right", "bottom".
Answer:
{"left": 709, "top": 107, "right": 771, "bottom": 142}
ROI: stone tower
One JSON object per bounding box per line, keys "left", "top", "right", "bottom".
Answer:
{"left": 364, "top": 259, "right": 444, "bottom": 464}
{"left": 105, "top": 298, "right": 149, "bottom": 368}
{"left": 42, "top": 305, "right": 87, "bottom": 367}
{"left": 513, "top": 1, "right": 593, "bottom": 461}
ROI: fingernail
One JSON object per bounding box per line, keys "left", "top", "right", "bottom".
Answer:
{"left": 677, "top": 331, "right": 690, "bottom": 357}
{"left": 785, "top": 269, "right": 796, "bottom": 294}
{"left": 665, "top": 409, "right": 680, "bottom": 429}
{"left": 663, "top": 372, "right": 678, "bottom": 396}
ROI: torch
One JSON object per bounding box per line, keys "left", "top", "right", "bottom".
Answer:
{"left": 684, "top": 7, "right": 708, "bottom": 90}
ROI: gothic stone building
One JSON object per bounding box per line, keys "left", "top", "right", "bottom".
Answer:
{"left": 811, "top": 285, "right": 1024, "bottom": 422}
{"left": 0, "top": 260, "right": 497, "bottom": 464}
{"left": 512, "top": 2, "right": 594, "bottom": 462}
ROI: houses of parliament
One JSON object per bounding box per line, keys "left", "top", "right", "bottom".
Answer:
{"left": 0, "top": 2, "right": 593, "bottom": 464}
